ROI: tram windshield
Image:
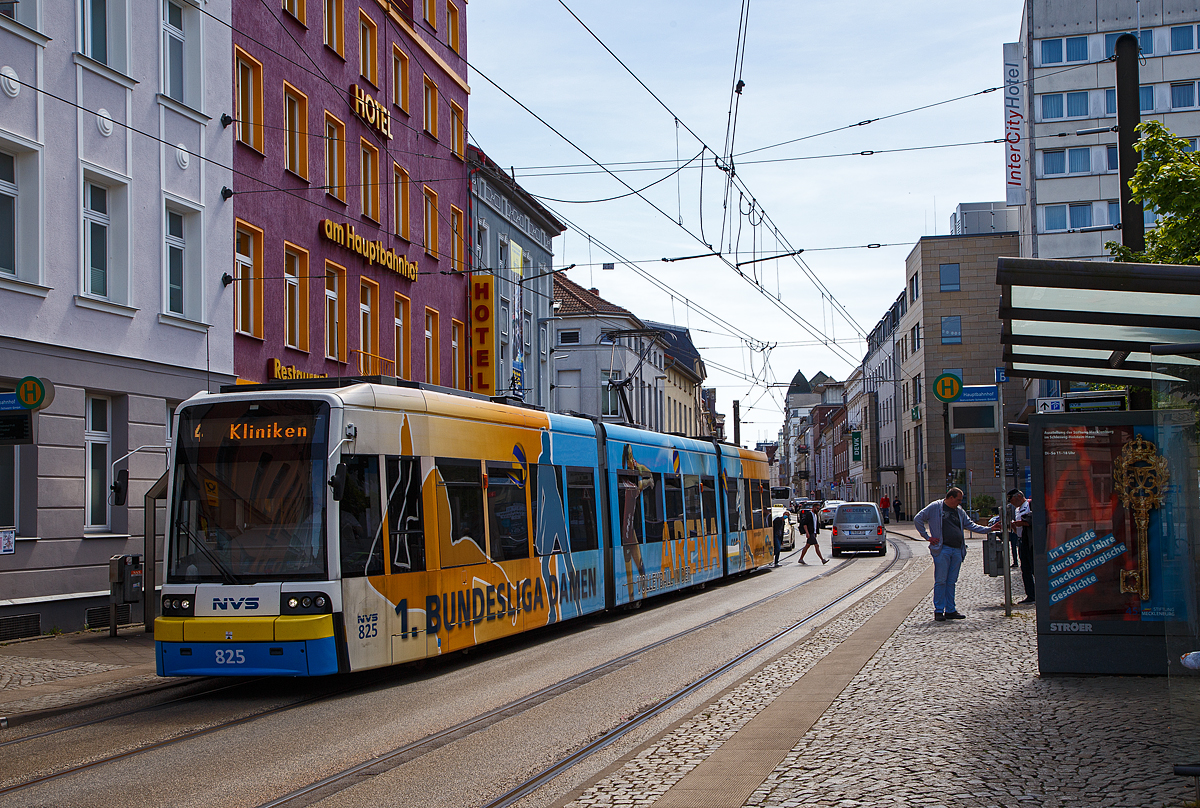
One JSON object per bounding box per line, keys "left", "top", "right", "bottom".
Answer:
{"left": 167, "top": 399, "right": 330, "bottom": 583}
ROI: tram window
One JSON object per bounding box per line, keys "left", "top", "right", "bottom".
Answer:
{"left": 339, "top": 455, "right": 384, "bottom": 577}
{"left": 487, "top": 462, "right": 530, "bottom": 561}
{"left": 565, "top": 467, "right": 598, "bottom": 552}
{"left": 533, "top": 464, "right": 569, "bottom": 555}
{"left": 385, "top": 456, "right": 424, "bottom": 573}
{"left": 701, "top": 476, "right": 717, "bottom": 535}
{"left": 683, "top": 474, "right": 701, "bottom": 537}
{"left": 741, "top": 478, "right": 754, "bottom": 530}
{"left": 756, "top": 480, "right": 769, "bottom": 529}
{"left": 642, "top": 472, "right": 664, "bottom": 542}
{"left": 436, "top": 458, "right": 486, "bottom": 566}
{"left": 725, "top": 475, "right": 742, "bottom": 531}
{"left": 663, "top": 474, "right": 684, "bottom": 541}
{"left": 616, "top": 470, "right": 645, "bottom": 545}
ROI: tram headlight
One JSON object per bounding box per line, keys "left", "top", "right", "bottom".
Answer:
{"left": 162, "top": 594, "right": 195, "bottom": 616}
{"left": 180, "top": 599, "right": 191, "bottom": 610}
{"left": 281, "top": 591, "right": 333, "bottom": 615}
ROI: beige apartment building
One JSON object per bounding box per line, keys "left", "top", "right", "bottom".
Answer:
{"left": 896, "top": 232, "right": 1026, "bottom": 512}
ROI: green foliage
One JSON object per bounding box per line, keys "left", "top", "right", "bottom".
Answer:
{"left": 971, "top": 493, "right": 997, "bottom": 515}
{"left": 1106, "top": 120, "right": 1200, "bottom": 264}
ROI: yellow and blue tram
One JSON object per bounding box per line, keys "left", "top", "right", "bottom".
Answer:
{"left": 155, "top": 380, "right": 772, "bottom": 677}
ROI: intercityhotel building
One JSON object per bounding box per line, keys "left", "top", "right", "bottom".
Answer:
{"left": 232, "top": 0, "right": 470, "bottom": 386}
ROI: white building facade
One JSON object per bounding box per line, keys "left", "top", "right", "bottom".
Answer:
{"left": 0, "top": 3, "right": 234, "bottom": 637}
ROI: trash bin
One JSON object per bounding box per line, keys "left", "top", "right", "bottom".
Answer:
{"left": 983, "top": 532, "right": 1005, "bottom": 577}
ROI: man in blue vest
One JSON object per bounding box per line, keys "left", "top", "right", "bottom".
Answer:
{"left": 913, "top": 487, "right": 992, "bottom": 622}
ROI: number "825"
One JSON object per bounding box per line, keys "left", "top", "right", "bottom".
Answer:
{"left": 215, "top": 648, "right": 246, "bottom": 664}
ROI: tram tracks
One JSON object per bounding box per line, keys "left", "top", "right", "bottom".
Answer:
{"left": 0, "top": 547, "right": 901, "bottom": 803}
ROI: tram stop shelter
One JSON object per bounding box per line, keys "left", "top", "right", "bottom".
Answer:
{"left": 996, "top": 255, "right": 1200, "bottom": 774}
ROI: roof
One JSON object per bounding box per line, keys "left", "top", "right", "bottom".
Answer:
{"left": 996, "top": 256, "right": 1200, "bottom": 386}
{"left": 467, "top": 145, "right": 566, "bottom": 236}
{"left": 554, "top": 274, "right": 640, "bottom": 320}
{"left": 810, "top": 371, "right": 832, "bottom": 387}
{"left": 787, "top": 370, "right": 812, "bottom": 396}
{"left": 644, "top": 320, "right": 705, "bottom": 380}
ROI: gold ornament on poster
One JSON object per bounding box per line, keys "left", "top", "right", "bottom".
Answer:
{"left": 1113, "top": 434, "right": 1169, "bottom": 601}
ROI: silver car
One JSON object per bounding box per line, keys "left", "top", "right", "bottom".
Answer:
{"left": 818, "top": 500, "right": 845, "bottom": 527}
{"left": 830, "top": 502, "right": 887, "bottom": 556}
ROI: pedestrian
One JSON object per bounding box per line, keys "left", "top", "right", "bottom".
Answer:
{"left": 796, "top": 506, "right": 828, "bottom": 565}
{"left": 879, "top": 493, "right": 891, "bottom": 519}
{"left": 772, "top": 510, "right": 787, "bottom": 567}
{"left": 1008, "top": 489, "right": 1035, "bottom": 604}
{"left": 913, "top": 487, "right": 992, "bottom": 621}
{"left": 893, "top": 496, "right": 903, "bottom": 522}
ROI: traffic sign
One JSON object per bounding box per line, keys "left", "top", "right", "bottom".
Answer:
{"left": 959, "top": 385, "right": 999, "bottom": 403}
{"left": 933, "top": 373, "right": 963, "bottom": 403}
{"left": 15, "top": 376, "right": 54, "bottom": 411}
{"left": 1036, "top": 397, "right": 1064, "bottom": 413}
{"left": 995, "top": 367, "right": 1008, "bottom": 384}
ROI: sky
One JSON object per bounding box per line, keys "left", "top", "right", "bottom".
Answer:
{"left": 466, "top": 0, "right": 1027, "bottom": 445}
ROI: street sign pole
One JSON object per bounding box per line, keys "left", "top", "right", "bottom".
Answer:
{"left": 996, "top": 368, "right": 1012, "bottom": 617}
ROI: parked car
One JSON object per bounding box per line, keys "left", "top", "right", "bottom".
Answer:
{"left": 818, "top": 500, "right": 846, "bottom": 527}
{"left": 771, "top": 506, "right": 796, "bottom": 550}
{"left": 830, "top": 502, "right": 887, "bottom": 556}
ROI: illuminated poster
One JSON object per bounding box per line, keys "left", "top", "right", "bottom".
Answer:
{"left": 1040, "top": 421, "right": 1187, "bottom": 625}
{"left": 510, "top": 243, "right": 524, "bottom": 399}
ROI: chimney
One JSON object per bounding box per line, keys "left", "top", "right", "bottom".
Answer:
{"left": 589, "top": 288, "right": 599, "bottom": 296}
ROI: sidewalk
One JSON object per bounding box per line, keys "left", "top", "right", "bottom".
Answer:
{"left": 0, "top": 625, "right": 171, "bottom": 726}
{"left": 564, "top": 533, "right": 1191, "bottom": 808}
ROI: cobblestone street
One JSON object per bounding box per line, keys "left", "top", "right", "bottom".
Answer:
{"left": 564, "top": 539, "right": 1193, "bottom": 808}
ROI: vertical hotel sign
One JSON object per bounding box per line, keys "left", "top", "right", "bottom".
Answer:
{"left": 1003, "top": 42, "right": 1025, "bottom": 205}
{"left": 471, "top": 274, "right": 496, "bottom": 395}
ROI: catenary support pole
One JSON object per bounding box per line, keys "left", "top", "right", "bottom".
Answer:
{"left": 1115, "top": 33, "right": 1144, "bottom": 253}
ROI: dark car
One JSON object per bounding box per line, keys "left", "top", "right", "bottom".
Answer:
{"left": 830, "top": 502, "right": 887, "bottom": 556}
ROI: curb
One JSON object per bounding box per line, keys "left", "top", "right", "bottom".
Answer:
{"left": 0, "top": 676, "right": 205, "bottom": 730}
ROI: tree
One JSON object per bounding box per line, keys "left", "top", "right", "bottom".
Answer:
{"left": 1106, "top": 119, "right": 1200, "bottom": 264}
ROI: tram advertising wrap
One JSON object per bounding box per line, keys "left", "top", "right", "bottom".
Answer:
{"left": 155, "top": 381, "right": 771, "bottom": 677}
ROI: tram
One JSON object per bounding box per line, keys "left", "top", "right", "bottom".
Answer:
{"left": 155, "top": 379, "right": 771, "bottom": 677}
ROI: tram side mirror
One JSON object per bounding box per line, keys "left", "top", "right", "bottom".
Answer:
{"left": 111, "top": 469, "right": 129, "bottom": 506}
{"left": 329, "top": 463, "right": 347, "bottom": 501}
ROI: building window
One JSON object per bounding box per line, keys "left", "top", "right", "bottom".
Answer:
{"left": 1106, "top": 88, "right": 1116, "bottom": 116}
{"left": 1106, "top": 30, "right": 1153, "bottom": 58}
{"left": 392, "top": 45, "right": 409, "bottom": 113}
{"left": 359, "top": 10, "right": 377, "bottom": 86}
{"left": 1043, "top": 150, "right": 1065, "bottom": 175}
{"left": 284, "top": 83, "right": 309, "bottom": 179}
{"left": 447, "top": 1, "right": 460, "bottom": 53}
{"left": 82, "top": 0, "right": 110, "bottom": 65}
{"left": 395, "top": 293, "right": 410, "bottom": 379}
{"left": 84, "top": 182, "right": 110, "bottom": 299}
{"left": 235, "top": 221, "right": 264, "bottom": 337}
{"left": 235, "top": 47, "right": 265, "bottom": 152}
{"left": 559, "top": 330, "right": 580, "bottom": 345}
{"left": 422, "top": 75, "right": 438, "bottom": 137}
{"left": 425, "top": 308, "right": 439, "bottom": 384}
{"left": 165, "top": 209, "right": 185, "bottom": 315}
{"left": 359, "top": 279, "right": 378, "bottom": 374}
{"left": 1044, "top": 205, "right": 1067, "bottom": 231}
{"left": 908, "top": 272, "right": 918, "bottom": 302}
{"left": 1108, "top": 201, "right": 1121, "bottom": 226}
{"left": 1068, "top": 146, "right": 1091, "bottom": 173}
{"left": 423, "top": 185, "right": 438, "bottom": 257}
{"left": 1065, "top": 36, "right": 1088, "bottom": 62}
{"left": 284, "top": 243, "right": 310, "bottom": 351}
{"left": 325, "top": 112, "right": 346, "bottom": 201}
{"left": 940, "top": 316, "right": 961, "bottom": 345}
{"left": 325, "top": 261, "right": 346, "bottom": 361}
{"left": 85, "top": 395, "right": 111, "bottom": 530}
{"left": 360, "top": 139, "right": 379, "bottom": 221}
{"left": 911, "top": 324, "right": 920, "bottom": 350}
{"left": 1041, "top": 94, "right": 1063, "bottom": 120}
{"left": 1069, "top": 202, "right": 1092, "bottom": 229}
{"left": 1174, "top": 26, "right": 1195, "bottom": 52}
{"left": 1107, "top": 144, "right": 1118, "bottom": 171}
{"left": 1041, "top": 39, "right": 1062, "bottom": 64}
{"left": 450, "top": 205, "right": 463, "bottom": 271}
{"left": 163, "top": 1, "right": 185, "bottom": 103}
{"left": 451, "top": 319, "right": 463, "bottom": 389}
{"left": 0, "top": 151, "right": 15, "bottom": 276}
{"left": 1173, "top": 82, "right": 1196, "bottom": 109}
{"left": 394, "top": 163, "right": 410, "bottom": 239}
{"left": 939, "top": 263, "right": 960, "bottom": 292}
{"left": 450, "top": 102, "right": 465, "bottom": 159}
{"left": 1141, "top": 85, "right": 1154, "bottom": 113}
{"left": 1066, "top": 91, "right": 1088, "bottom": 118}
{"left": 423, "top": 0, "right": 435, "bottom": 29}
{"left": 601, "top": 370, "right": 621, "bottom": 416}
{"left": 324, "top": 0, "right": 344, "bottom": 56}
{"left": 283, "top": 0, "right": 305, "bottom": 24}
